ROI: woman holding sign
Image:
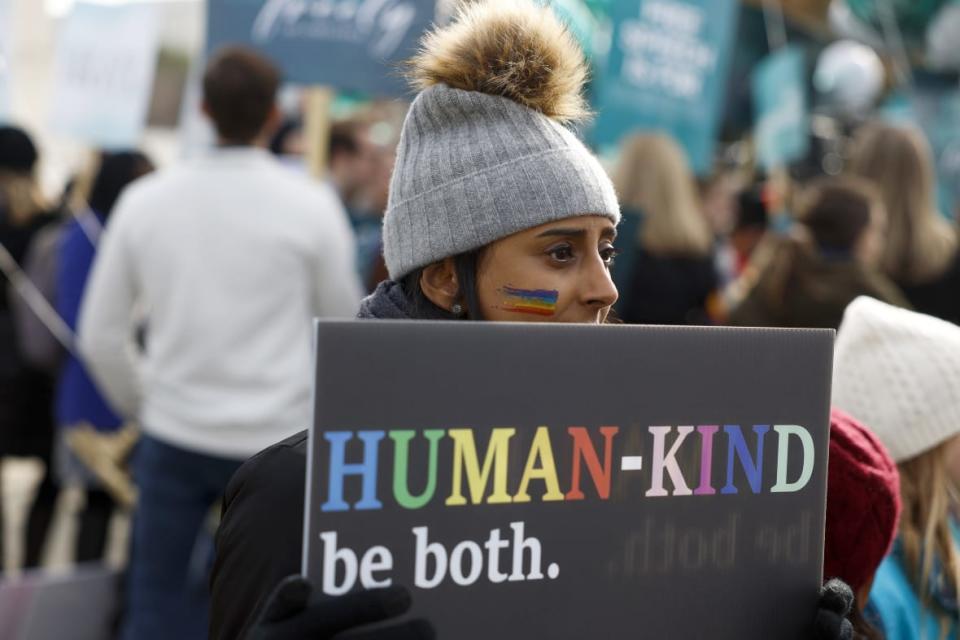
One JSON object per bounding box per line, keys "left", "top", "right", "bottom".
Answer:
{"left": 210, "top": 2, "right": 855, "bottom": 638}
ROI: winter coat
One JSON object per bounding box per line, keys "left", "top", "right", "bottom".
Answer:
{"left": 897, "top": 249, "right": 960, "bottom": 326}
{"left": 0, "top": 207, "right": 60, "bottom": 456}
{"left": 209, "top": 281, "right": 411, "bottom": 640}
{"left": 868, "top": 522, "right": 960, "bottom": 640}
{"left": 613, "top": 210, "right": 718, "bottom": 325}
{"left": 728, "top": 235, "right": 909, "bottom": 330}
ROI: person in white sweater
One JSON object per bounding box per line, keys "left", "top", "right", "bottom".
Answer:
{"left": 77, "top": 47, "right": 363, "bottom": 640}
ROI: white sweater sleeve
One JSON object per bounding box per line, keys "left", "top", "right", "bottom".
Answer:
{"left": 314, "top": 196, "right": 365, "bottom": 318}
{"left": 77, "top": 204, "right": 142, "bottom": 419}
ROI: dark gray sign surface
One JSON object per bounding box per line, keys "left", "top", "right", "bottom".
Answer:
{"left": 206, "top": 0, "right": 436, "bottom": 95}
{"left": 305, "top": 321, "right": 833, "bottom": 638}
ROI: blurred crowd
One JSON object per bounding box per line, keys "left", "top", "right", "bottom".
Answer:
{"left": 1, "top": 6, "right": 960, "bottom": 639}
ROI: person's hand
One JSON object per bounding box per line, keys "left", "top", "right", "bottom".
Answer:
{"left": 814, "top": 578, "right": 854, "bottom": 640}
{"left": 247, "top": 576, "right": 435, "bottom": 640}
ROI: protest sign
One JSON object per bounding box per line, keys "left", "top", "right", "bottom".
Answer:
{"left": 592, "top": 0, "right": 739, "bottom": 174}
{"left": 0, "top": 0, "right": 12, "bottom": 122}
{"left": 48, "top": 3, "right": 159, "bottom": 148}
{"left": 752, "top": 46, "right": 810, "bottom": 171}
{"left": 305, "top": 321, "right": 832, "bottom": 638}
{"left": 206, "top": 0, "right": 436, "bottom": 96}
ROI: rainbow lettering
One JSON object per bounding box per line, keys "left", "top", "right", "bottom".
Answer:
{"left": 500, "top": 287, "right": 559, "bottom": 317}
{"left": 317, "top": 424, "right": 816, "bottom": 512}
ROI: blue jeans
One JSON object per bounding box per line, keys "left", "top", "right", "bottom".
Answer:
{"left": 120, "top": 435, "right": 243, "bottom": 640}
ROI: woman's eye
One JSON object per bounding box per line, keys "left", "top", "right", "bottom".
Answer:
{"left": 548, "top": 245, "right": 575, "bottom": 262}
{"left": 600, "top": 246, "right": 619, "bottom": 265}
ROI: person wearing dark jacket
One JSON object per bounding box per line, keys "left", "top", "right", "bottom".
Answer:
{"left": 0, "top": 125, "right": 62, "bottom": 568}
{"left": 610, "top": 133, "right": 718, "bottom": 325}
{"left": 209, "top": 2, "right": 857, "bottom": 638}
{"left": 729, "top": 176, "right": 909, "bottom": 329}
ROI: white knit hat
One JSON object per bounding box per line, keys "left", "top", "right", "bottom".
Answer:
{"left": 833, "top": 296, "right": 960, "bottom": 462}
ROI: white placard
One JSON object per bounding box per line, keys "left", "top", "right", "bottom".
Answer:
{"left": 49, "top": 2, "right": 159, "bottom": 148}
{"left": 0, "top": 0, "right": 12, "bottom": 121}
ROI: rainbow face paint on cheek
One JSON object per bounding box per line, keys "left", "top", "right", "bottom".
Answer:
{"left": 499, "top": 286, "right": 559, "bottom": 317}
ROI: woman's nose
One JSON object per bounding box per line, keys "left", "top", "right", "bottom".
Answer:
{"left": 580, "top": 256, "right": 618, "bottom": 310}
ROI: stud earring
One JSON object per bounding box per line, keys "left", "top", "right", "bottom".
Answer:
{"left": 451, "top": 303, "right": 464, "bottom": 316}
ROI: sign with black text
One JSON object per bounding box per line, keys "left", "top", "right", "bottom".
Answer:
{"left": 206, "top": 0, "right": 436, "bottom": 95}
{"left": 305, "top": 321, "right": 833, "bottom": 638}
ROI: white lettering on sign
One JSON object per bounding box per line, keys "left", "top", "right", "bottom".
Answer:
{"left": 616, "top": 0, "right": 717, "bottom": 101}
{"left": 253, "top": 0, "right": 417, "bottom": 58}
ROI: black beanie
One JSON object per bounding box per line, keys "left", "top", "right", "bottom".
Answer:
{"left": 0, "top": 126, "right": 38, "bottom": 174}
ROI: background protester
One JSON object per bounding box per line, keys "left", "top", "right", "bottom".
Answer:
{"left": 77, "top": 47, "right": 363, "bottom": 639}
{"left": 833, "top": 297, "right": 960, "bottom": 639}
{"left": 728, "top": 185, "right": 770, "bottom": 277}
{"left": 848, "top": 122, "right": 960, "bottom": 324}
{"left": 55, "top": 150, "right": 154, "bottom": 563}
{"left": 0, "top": 125, "right": 62, "bottom": 569}
{"left": 611, "top": 132, "right": 718, "bottom": 325}
{"left": 729, "top": 177, "right": 908, "bottom": 329}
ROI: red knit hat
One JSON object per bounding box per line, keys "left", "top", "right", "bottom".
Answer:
{"left": 823, "top": 408, "right": 901, "bottom": 593}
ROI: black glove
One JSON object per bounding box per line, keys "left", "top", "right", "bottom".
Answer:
{"left": 814, "top": 578, "right": 855, "bottom": 640}
{"left": 247, "top": 576, "right": 435, "bottom": 640}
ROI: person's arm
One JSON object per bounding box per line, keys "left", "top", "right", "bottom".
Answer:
{"left": 210, "top": 435, "right": 309, "bottom": 640}
{"left": 210, "top": 433, "right": 433, "bottom": 640}
{"left": 76, "top": 204, "right": 140, "bottom": 418}
{"left": 314, "top": 190, "right": 365, "bottom": 318}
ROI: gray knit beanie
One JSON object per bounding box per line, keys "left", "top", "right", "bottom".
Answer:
{"left": 382, "top": 0, "right": 620, "bottom": 281}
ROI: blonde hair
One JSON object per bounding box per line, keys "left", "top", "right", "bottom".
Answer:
{"left": 612, "top": 133, "right": 712, "bottom": 257}
{"left": 848, "top": 122, "right": 958, "bottom": 284}
{"left": 898, "top": 443, "right": 960, "bottom": 639}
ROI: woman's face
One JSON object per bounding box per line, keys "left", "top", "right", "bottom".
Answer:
{"left": 474, "top": 215, "right": 619, "bottom": 324}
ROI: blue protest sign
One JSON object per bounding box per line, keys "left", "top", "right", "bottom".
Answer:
{"left": 752, "top": 46, "right": 809, "bottom": 170}
{"left": 206, "top": 0, "right": 436, "bottom": 96}
{"left": 592, "top": 0, "right": 739, "bottom": 174}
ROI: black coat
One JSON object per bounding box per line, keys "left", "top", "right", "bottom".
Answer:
{"left": 618, "top": 248, "right": 718, "bottom": 325}
{"left": 0, "top": 209, "right": 59, "bottom": 456}
{"left": 897, "top": 250, "right": 960, "bottom": 325}
{"left": 210, "top": 282, "right": 414, "bottom": 639}
{"left": 209, "top": 430, "right": 308, "bottom": 640}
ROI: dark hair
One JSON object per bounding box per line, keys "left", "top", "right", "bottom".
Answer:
{"left": 400, "top": 250, "right": 484, "bottom": 320}
{"left": 328, "top": 121, "right": 366, "bottom": 164}
{"left": 734, "top": 186, "right": 768, "bottom": 232}
{"left": 202, "top": 47, "right": 281, "bottom": 144}
{"left": 89, "top": 151, "right": 154, "bottom": 218}
{"left": 268, "top": 117, "right": 302, "bottom": 156}
{"left": 0, "top": 126, "right": 38, "bottom": 174}
{"left": 799, "top": 177, "right": 880, "bottom": 254}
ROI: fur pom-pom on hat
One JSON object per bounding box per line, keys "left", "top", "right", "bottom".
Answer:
{"left": 409, "top": 0, "right": 590, "bottom": 124}
{"left": 382, "top": 0, "right": 619, "bottom": 280}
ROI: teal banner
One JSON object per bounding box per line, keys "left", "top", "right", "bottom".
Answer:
{"left": 592, "top": 0, "right": 739, "bottom": 174}
{"left": 752, "top": 46, "right": 809, "bottom": 171}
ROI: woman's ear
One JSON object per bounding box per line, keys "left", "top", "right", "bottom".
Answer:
{"left": 419, "top": 258, "right": 460, "bottom": 312}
